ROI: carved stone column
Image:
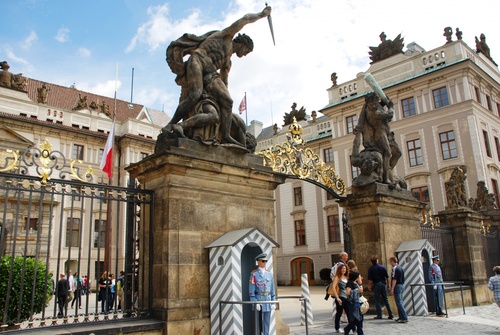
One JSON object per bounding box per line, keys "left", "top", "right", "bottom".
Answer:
{"left": 126, "top": 139, "right": 285, "bottom": 334}
{"left": 339, "top": 183, "right": 424, "bottom": 275}
{"left": 438, "top": 208, "right": 490, "bottom": 305}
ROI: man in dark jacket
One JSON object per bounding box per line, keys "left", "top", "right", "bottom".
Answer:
{"left": 367, "top": 255, "right": 394, "bottom": 319}
{"left": 56, "top": 273, "right": 69, "bottom": 317}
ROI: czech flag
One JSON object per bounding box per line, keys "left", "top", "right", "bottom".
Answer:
{"left": 100, "top": 120, "right": 115, "bottom": 178}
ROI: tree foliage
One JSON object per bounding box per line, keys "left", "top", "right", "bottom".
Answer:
{"left": 0, "top": 256, "right": 51, "bottom": 324}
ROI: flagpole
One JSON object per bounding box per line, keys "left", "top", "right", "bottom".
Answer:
{"left": 105, "top": 63, "right": 118, "bottom": 274}
{"left": 245, "top": 92, "right": 248, "bottom": 126}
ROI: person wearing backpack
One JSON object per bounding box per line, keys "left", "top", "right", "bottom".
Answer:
{"left": 344, "top": 270, "right": 364, "bottom": 335}
{"left": 71, "top": 272, "right": 82, "bottom": 309}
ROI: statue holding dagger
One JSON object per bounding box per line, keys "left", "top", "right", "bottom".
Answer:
{"left": 162, "top": 5, "right": 273, "bottom": 150}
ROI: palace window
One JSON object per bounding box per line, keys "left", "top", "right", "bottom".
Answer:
{"left": 327, "top": 215, "right": 340, "bottom": 242}
{"left": 433, "top": 87, "right": 449, "bottom": 108}
{"left": 324, "top": 148, "right": 334, "bottom": 163}
{"left": 66, "top": 217, "right": 80, "bottom": 247}
{"left": 94, "top": 219, "right": 106, "bottom": 248}
{"left": 73, "top": 144, "right": 84, "bottom": 160}
{"left": 98, "top": 148, "right": 104, "bottom": 164}
{"left": 483, "top": 130, "right": 492, "bottom": 158}
{"left": 412, "top": 186, "right": 430, "bottom": 220}
{"left": 293, "top": 187, "right": 303, "bottom": 206}
{"left": 439, "top": 130, "right": 457, "bottom": 160}
{"left": 486, "top": 95, "right": 492, "bottom": 111}
{"left": 495, "top": 137, "right": 500, "bottom": 161}
{"left": 25, "top": 217, "right": 38, "bottom": 231}
{"left": 401, "top": 97, "right": 416, "bottom": 117}
{"left": 351, "top": 164, "right": 360, "bottom": 180}
{"left": 412, "top": 186, "right": 430, "bottom": 202}
{"left": 294, "top": 220, "right": 306, "bottom": 246}
{"left": 407, "top": 139, "right": 423, "bottom": 166}
{"left": 474, "top": 86, "right": 481, "bottom": 103}
{"left": 346, "top": 115, "right": 358, "bottom": 134}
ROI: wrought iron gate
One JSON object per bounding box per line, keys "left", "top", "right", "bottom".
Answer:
{"left": 0, "top": 142, "right": 152, "bottom": 331}
{"left": 420, "top": 225, "right": 458, "bottom": 281}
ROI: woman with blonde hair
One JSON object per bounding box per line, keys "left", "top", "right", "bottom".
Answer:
{"left": 98, "top": 271, "right": 110, "bottom": 313}
{"left": 347, "top": 260, "right": 358, "bottom": 272}
{"left": 332, "top": 263, "right": 349, "bottom": 333}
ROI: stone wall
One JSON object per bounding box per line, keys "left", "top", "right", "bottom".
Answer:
{"left": 127, "top": 139, "right": 285, "bottom": 334}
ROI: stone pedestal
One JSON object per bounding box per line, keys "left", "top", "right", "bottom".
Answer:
{"left": 438, "top": 208, "right": 490, "bottom": 305}
{"left": 126, "top": 139, "right": 285, "bottom": 334}
{"left": 339, "top": 183, "right": 425, "bottom": 274}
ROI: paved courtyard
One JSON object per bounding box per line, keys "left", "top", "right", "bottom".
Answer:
{"left": 277, "top": 285, "right": 500, "bottom": 335}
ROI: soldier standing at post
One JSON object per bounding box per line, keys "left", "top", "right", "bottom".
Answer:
{"left": 429, "top": 255, "right": 446, "bottom": 316}
{"left": 249, "top": 252, "right": 275, "bottom": 335}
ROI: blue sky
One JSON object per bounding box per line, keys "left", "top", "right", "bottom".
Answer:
{"left": 1, "top": 0, "right": 499, "bottom": 129}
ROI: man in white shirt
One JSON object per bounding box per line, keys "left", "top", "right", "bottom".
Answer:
{"left": 66, "top": 269, "right": 75, "bottom": 309}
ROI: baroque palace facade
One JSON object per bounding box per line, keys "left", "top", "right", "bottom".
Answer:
{"left": 256, "top": 32, "right": 500, "bottom": 285}
{"left": 0, "top": 73, "right": 169, "bottom": 280}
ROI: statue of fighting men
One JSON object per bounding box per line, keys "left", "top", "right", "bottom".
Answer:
{"left": 162, "top": 5, "right": 271, "bottom": 150}
{"left": 351, "top": 74, "right": 406, "bottom": 189}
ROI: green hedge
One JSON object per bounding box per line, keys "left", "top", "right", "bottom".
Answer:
{"left": 319, "top": 267, "right": 332, "bottom": 281}
{"left": 0, "top": 256, "right": 51, "bottom": 324}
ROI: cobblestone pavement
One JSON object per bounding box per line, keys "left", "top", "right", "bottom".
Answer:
{"left": 278, "top": 286, "right": 500, "bottom": 335}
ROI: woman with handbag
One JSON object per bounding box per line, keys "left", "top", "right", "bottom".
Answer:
{"left": 332, "top": 264, "right": 349, "bottom": 333}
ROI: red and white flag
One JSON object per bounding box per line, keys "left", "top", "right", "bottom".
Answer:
{"left": 238, "top": 95, "right": 246, "bottom": 114}
{"left": 100, "top": 120, "right": 115, "bottom": 178}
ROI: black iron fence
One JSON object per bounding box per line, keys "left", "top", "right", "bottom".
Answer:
{"left": 0, "top": 145, "right": 153, "bottom": 331}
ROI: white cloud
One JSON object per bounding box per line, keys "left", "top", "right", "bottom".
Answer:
{"left": 4, "top": 47, "right": 30, "bottom": 66}
{"left": 126, "top": 4, "right": 172, "bottom": 53}
{"left": 55, "top": 26, "right": 70, "bottom": 43}
{"left": 126, "top": 3, "right": 219, "bottom": 53}
{"left": 21, "top": 31, "right": 38, "bottom": 49}
{"left": 77, "top": 47, "right": 91, "bottom": 58}
{"left": 79, "top": 80, "right": 122, "bottom": 98}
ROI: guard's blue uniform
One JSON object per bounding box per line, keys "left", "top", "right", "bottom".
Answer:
{"left": 249, "top": 254, "right": 275, "bottom": 335}
{"left": 429, "top": 258, "right": 444, "bottom": 315}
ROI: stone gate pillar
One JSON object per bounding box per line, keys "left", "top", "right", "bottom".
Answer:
{"left": 126, "top": 139, "right": 285, "bottom": 334}
{"left": 339, "top": 183, "right": 425, "bottom": 276}
{"left": 438, "top": 208, "right": 490, "bottom": 305}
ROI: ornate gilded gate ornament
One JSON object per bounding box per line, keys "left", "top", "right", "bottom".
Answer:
{"left": 0, "top": 139, "right": 94, "bottom": 184}
{"left": 257, "top": 117, "right": 346, "bottom": 198}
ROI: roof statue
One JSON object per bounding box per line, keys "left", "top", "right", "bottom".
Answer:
{"left": 37, "top": 83, "right": 50, "bottom": 104}
{"left": 475, "top": 33, "right": 497, "bottom": 66}
{"left": 73, "top": 93, "right": 88, "bottom": 110}
{"left": 311, "top": 110, "right": 317, "bottom": 122}
{"left": 443, "top": 27, "right": 453, "bottom": 44}
{"left": 330, "top": 72, "right": 338, "bottom": 86}
{"left": 455, "top": 27, "right": 463, "bottom": 40}
{"left": 283, "top": 102, "right": 306, "bottom": 126}
{"left": 0, "top": 61, "right": 27, "bottom": 91}
{"left": 368, "top": 32, "right": 404, "bottom": 64}
{"left": 159, "top": 5, "right": 272, "bottom": 153}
